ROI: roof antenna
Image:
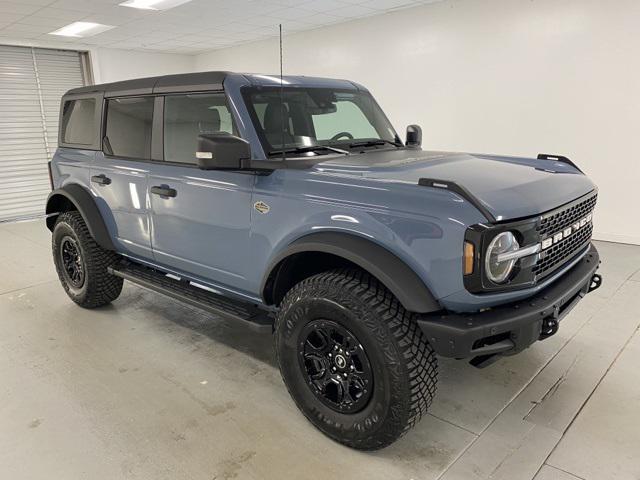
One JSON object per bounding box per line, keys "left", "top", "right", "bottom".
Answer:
{"left": 279, "top": 23, "right": 285, "bottom": 162}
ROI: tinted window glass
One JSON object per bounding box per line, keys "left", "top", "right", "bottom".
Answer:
{"left": 164, "top": 93, "right": 234, "bottom": 164}
{"left": 242, "top": 87, "right": 398, "bottom": 155}
{"left": 61, "top": 98, "right": 96, "bottom": 145}
{"left": 312, "top": 100, "right": 378, "bottom": 140}
{"left": 105, "top": 97, "right": 154, "bottom": 159}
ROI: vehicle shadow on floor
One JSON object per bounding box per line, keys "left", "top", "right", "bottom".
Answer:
{"left": 121, "top": 285, "right": 278, "bottom": 369}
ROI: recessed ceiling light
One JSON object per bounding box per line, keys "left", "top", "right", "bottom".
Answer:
{"left": 119, "top": 0, "right": 193, "bottom": 10}
{"left": 49, "top": 22, "right": 115, "bottom": 38}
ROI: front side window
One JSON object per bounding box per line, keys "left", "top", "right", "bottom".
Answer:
{"left": 61, "top": 98, "right": 96, "bottom": 145}
{"left": 104, "top": 97, "right": 154, "bottom": 159}
{"left": 164, "top": 93, "right": 235, "bottom": 164}
{"left": 242, "top": 87, "right": 400, "bottom": 156}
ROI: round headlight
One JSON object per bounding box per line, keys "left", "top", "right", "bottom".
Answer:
{"left": 485, "top": 232, "right": 520, "bottom": 284}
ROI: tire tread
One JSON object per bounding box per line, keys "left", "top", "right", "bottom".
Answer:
{"left": 53, "top": 211, "right": 123, "bottom": 308}
{"left": 276, "top": 268, "right": 437, "bottom": 450}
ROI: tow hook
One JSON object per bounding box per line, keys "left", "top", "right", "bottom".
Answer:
{"left": 588, "top": 273, "right": 602, "bottom": 293}
{"left": 540, "top": 317, "right": 559, "bottom": 340}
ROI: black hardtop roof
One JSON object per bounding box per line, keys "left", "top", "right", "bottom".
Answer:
{"left": 63, "top": 71, "right": 363, "bottom": 99}
{"left": 65, "top": 71, "right": 233, "bottom": 98}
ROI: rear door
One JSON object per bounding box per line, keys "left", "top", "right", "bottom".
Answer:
{"left": 90, "top": 96, "right": 154, "bottom": 259}
{"left": 148, "top": 92, "right": 254, "bottom": 294}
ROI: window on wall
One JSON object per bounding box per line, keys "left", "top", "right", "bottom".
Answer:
{"left": 164, "top": 93, "right": 235, "bottom": 164}
{"left": 104, "top": 97, "right": 154, "bottom": 159}
{"left": 61, "top": 98, "right": 96, "bottom": 145}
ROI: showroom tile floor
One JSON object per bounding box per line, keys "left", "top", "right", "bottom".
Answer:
{"left": 0, "top": 220, "right": 638, "bottom": 480}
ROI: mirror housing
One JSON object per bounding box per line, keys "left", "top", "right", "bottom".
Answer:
{"left": 196, "top": 133, "right": 251, "bottom": 170}
{"left": 406, "top": 125, "right": 422, "bottom": 149}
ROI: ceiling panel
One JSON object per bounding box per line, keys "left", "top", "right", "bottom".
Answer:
{"left": 0, "top": 0, "right": 444, "bottom": 54}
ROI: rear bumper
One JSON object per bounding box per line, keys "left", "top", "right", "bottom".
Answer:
{"left": 417, "top": 243, "right": 601, "bottom": 361}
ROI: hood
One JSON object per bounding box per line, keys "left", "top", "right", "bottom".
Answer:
{"left": 317, "top": 150, "right": 596, "bottom": 221}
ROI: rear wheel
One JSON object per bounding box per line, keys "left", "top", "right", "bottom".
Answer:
{"left": 275, "top": 269, "right": 438, "bottom": 450}
{"left": 52, "top": 211, "right": 123, "bottom": 308}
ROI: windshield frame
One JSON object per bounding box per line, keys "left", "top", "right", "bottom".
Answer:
{"left": 240, "top": 86, "right": 403, "bottom": 158}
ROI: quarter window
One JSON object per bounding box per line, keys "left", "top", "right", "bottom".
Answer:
{"left": 61, "top": 98, "right": 96, "bottom": 145}
{"left": 164, "top": 93, "right": 235, "bottom": 164}
{"left": 104, "top": 97, "right": 154, "bottom": 159}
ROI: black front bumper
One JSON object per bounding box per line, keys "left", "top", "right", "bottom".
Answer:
{"left": 417, "top": 244, "right": 601, "bottom": 363}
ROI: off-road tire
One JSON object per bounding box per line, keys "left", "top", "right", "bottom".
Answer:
{"left": 275, "top": 269, "right": 438, "bottom": 450}
{"left": 52, "top": 211, "right": 123, "bottom": 308}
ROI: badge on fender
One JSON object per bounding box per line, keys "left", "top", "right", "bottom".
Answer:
{"left": 254, "top": 201, "right": 270, "bottom": 214}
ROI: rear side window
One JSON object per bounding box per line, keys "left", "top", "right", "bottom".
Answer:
{"left": 61, "top": 98, "right": 96, "bottom": 145}
{"left": 104, "top": 97, "right": 154, "bottom": 159}
{"left": 164, "top": 93, "right": 235, "bottom": 164}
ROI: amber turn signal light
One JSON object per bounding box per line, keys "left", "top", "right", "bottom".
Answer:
{"left": 464, "top": 241, "right": 474, "bottom": 275}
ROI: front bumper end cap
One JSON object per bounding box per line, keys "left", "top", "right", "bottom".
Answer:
{"left": 417, "top": 244, "right": 601, "bottom": 363}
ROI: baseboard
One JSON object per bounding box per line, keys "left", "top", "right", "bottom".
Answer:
{"left": 592, "top": 231, "right": 640, "bottom": 246}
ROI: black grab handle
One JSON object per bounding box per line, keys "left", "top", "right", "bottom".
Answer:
{"left": 150, "top": 185, "right": 177, "bottom": 198}
{"left": 91, "top": 174, "right": 111, "bottom": 186}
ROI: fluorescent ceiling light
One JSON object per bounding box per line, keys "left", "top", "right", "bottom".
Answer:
{"left": 119, "top": 0, "right": 193, "bottom": 10}
{"left": 49, "top": 22, "right": 114, "bottom": 37}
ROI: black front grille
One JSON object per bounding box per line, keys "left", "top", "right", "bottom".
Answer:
{"left": 537, "top": 193, "right": 597, "bottom": 238}
{"left": 533, "top": 193, "right": 597, "bottom": 278}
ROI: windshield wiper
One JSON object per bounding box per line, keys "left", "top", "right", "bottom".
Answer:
{"left": 348, "top": 139, "right": 402, "bottom": 149}
{"left": 268, "top": 145, "right": 349, "bottom": 157}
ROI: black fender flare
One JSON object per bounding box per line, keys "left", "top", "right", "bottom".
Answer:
{"left": 261, "top": 232, "right": 440, "bottom": 313}
{"left": 45, "top": 184, "right": 115, "bottom": 250}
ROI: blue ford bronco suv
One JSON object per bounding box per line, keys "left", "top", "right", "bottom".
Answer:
{"left": 46, "top": 71, "right": 602, "bottom": 450}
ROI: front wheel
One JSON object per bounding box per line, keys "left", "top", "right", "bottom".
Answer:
{"left": 275, "top": 269, "right": 438, "bottom": 450}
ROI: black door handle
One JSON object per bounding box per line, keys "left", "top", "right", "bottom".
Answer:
{"left": 150, "top": 185, "right": 177, "bottom": 198}
{"left": 91, "top": 174, "right": 111, "bottom": 186}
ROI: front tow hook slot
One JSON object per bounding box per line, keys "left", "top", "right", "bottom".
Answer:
{"left": 539, "top": 317, "right": 559, "bottom": 340}
{"left": 588, "top": 273, "right": 602, "bottom": 293}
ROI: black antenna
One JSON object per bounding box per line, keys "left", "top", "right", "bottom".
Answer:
{"left": 279, "top": 24, "right": 285, "bottom": 162}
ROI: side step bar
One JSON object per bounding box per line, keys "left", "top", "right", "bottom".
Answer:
{"left": 108, "top": 262, "right": 273, "bottom": 333}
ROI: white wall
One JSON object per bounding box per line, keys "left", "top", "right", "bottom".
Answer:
{"left": 90, "top": 47, "right": 195, "bottom": 84}
{"left": 195, "top": 0, "right": 640, "bottom": 245}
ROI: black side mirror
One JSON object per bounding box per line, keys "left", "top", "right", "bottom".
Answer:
{"left": 196, "top": 133, "right": 251, "bottom": 170}
{"left": 406, "top": 125, "right": 422, "bottom": 149}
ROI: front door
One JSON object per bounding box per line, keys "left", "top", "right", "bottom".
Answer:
{"left": 148, "top": 92, "right": 254, "bottom": 295}
{"left": 91, "top": 96, "right": 154, "bottom": 260}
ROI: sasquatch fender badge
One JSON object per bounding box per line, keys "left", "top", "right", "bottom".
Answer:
{"left": 253, "top": 201, "right": 270, "bottom": 214}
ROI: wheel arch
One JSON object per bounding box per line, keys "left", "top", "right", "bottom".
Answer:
{"left": 261, "top": 232, "right": 440, "bottom": 313}
{"left": 46, "top": 184, "right": 115, "bottom": 251}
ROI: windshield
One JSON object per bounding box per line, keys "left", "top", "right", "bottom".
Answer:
{"left": 241, "top": 87, "right": 401, "bottom": 156}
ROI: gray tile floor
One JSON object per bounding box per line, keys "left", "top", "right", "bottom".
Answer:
{"left": 0, "top": 219, "right": 638, "bottom": 480}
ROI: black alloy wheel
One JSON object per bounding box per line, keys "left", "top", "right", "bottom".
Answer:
{"left": 60, "top": 236, "right": 85, "bottom": 288}
{"left": 299, "top": 320, "right": 373, "bottom": 414}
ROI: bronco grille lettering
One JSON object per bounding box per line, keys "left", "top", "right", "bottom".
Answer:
{"left": 541, "top": 213, "right": 592, "bottom": 250}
